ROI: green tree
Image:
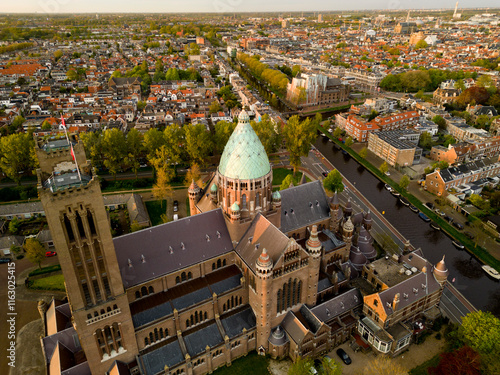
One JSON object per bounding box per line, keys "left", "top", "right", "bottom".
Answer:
{"left": 144, "top": 128, "right": 166, "bottom": 164}
{"left": 214, "top": 120, "right": 236, "bottom": 155}
{"left": 10, "top": 244, "right": 22, "bottom": 258}
{"left": 476, "top": 114, "right": 492, "bottom": 129}
{"left": 80, "top": 132, "right": 104, "bottom": 169}
{"left": 282, "top": 115, "right": 317, "bottom": 173}
{"left": 345, "top": 137, "right": 354, "bottom": 147}
{"left": 24, "top": 238, "right": 45, "bottom": 270}
{"left": 0, "top": 133, "right": 36, "bottom": 185}
{"left": 184, "top": 123, "right": 213, "bottom": 165}
{"left": 8, "top": 218, "right": 20, "bottom": 234}
{"left": 432, "top": 115, "right": 447, "bottom": 130}
{"left": 251, "top": 115, "right": 281, "bottom": 154}
{"left": 53, "top": 49, "right": 63, "bottom": 61}
{"left": 359, "top": 147, "right": 368, "bottom": 159}
{"left": 333, "top": 127, "right": 342, "bottom": 138}
{"left": 130, "top": 220, "right": 143, "bottom": 232}
{"left": 323, "top": 170, "right": 344, "bottom": 194}
{"left": 101, "top": 128, "right": 128, "bottom": 180}
{"left": 415, "top": 39, "right": 428, "bottom": 49}
{"left": 209, "top": 100, "right": 221, "bottom": 114}
{"left": 459, "top": 311, "right": 500, "bottom": 355}
{"left": 41, "top": 119, "right": 51, "bottom": 130}
{"left": 280, "top": 174, "right": 294, "bottom": 190}
{"left": 455, "top": 79, "right": 466, "bottom": 91}
{"left": 320, "top": 356, "right": 342, "bottom": 375}
{"left": 443, "top": 135, "right": 456, "bottom": 147}
{"left": 152, "top": 168, "right": 173, "bottom": 208}
{"left": 11, "top": 115, "right": 26, "bottom": 131}
{"left": 66, "top": 68, "right": 78, "bottom": 81}
{"left": 379, "top": 161, "right": 389, "bottom": 175}
{"left": 288, "top": 356, "right": 314, "bottom": 375}
{"left": 126, "top": 128, "right": 144, "bottom": 178}
{"left": 291, "top": 64, "right": 301, "bottom": 77}
{"left": 399, "top": 175, "right": 410, "bottom": 191}
{"left": 419, "top": 132, "right": 433, "bottom": 149}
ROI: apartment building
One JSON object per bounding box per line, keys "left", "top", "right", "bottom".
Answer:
{"left": 368, "top": 130, "right": 422, "bottom": 167}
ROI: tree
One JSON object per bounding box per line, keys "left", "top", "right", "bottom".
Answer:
{"left": 152, "top": 168, "right": 173, "bottom": 208}
{"left": 53, "top": 49, "right": 63, "bottom": 61}
{"left": 184, "top": 123, "right": 213, "bottom": 165}
{"left": 282, "top": 116, "right": 316, "bottom": 173}
{"left": 280, "top": 174, "right": 294, "bottom": 191}
{"left": 66, "top": 68, "right": 78, "bottom": 81}
{"left": 209, "top": 100, "right": 221, "bottom": 114}
{"left": 8, "top": 218, "right": 20, "bottom": 234}
{"left": 214, "top": 120, "right": 236, "bottom": 155}
{"left": 432, "top": 115, "right": 447, "bottom": 130}
{"left": 41, "top": 119, "right": 51, "bottom": 130}
{"left": 130, "top": 221, "right": 143, "bottom": 232}
{"left": 460, "top": 311, "right": 500, "bottom": 355}
{"left": 10, "top": 244, "right": 22, "bottom": 258}
{"left": 323, "top": 170, "right": 344, "bottom": 194}
{"left": 455, "top": 79, "right": 466, "bottom": 91}
{"left": 0, "top": 133, "right": 36, "bottom": 185}
{"left": 429, "top": 346, "right": 481, "bottom": 375}
{"left": 333, "top": 127, "right": 342, "bottom": 138}
{"left": 24, "top": 238, "right": 45, "bottom": 270}
{"left": 469, "top": 194, "right": 490, "bottom": 211}
{"left": 419, "top": 132, "right": 433, "bottom": 149}
{"left": 379, "top": 161, "right": 389, "bottom": 175}
{"left": 126, "top": 128, "right": 144, "bottom": 178}
{"left": 320, "top": 356, "right": 342, "bottom": 375}
{"left": 251, "top": 115, "right": 281, "bottom": 154}
{"left": 345, "top": 137, "right": 354, "bottom": 147}
{"left": 144, "top": 128, "right": 165, "bottom": 164}
{"left": 458, "top": 86, "right": 490, "bottom": 107}
{"left": 361, "top": 356, "right": 406, "bottom": 375}
{"left": 399, "top": 175, "right": 410, "bottom": 191}
{"left": 415, "top": 39, "right": 428, "bottom": 49}
{"left": 185, "top": 163, "right": 202, "bottom": 186}
{"left": 11, "top": 115, "right": 26, "bottom": 130}
{"left": 443, "top": 135, "right": 456, "bottom": 147}
{"left": 101, "top": 128, "right": 128, "bottom": 180}
{"left": 291, "top": 64, "right": 301, "bottom": 77}
{"left": 288, "top": 356, "right": 314, "bottom": 375}
{"left": 476, "top": 114, "right": 492, "bottom": 129}
{"left": 80, "top": 132, "right": 104, "bottom": 170}
{"left": 359, "top": 147, "right": 368, "bottom": 159}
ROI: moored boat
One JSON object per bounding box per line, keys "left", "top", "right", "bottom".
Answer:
{"left": 418, "top": 212, "right": 431, "bottom": 222}
{"left": 384, "top": 184, "right": 392, "bottom": 191}
{"left": 391, "top": 190, "right": 400, "bottom": 197}
{"left": 399, "top": 197, "right": 410, "bottom": 206}
{"left": 452, "top": 240, "right": 465, "bottom": 250}
{"left": 430, "top": 222, "right": 441, "bottom": 231}
{"left": 409, "top": 205, "right": 419, "bottom": 213}
{"left": 482, "top": 265, "right": 500, "bottom": 280}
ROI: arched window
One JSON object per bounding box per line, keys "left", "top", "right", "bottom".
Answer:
{"left": 87, "top": 313, "right": 92, "bottom": 319}
{"left": 100, "top": 309, "right": 105, "bottom": 315}
{"left": 113, "top": 304, "right": 117, "bottom": 310}
{"left": 256, "top": 192, "right": 260, "bottom": 208}
{"left": 159, "top": 328, "right": 164, "bottom": 339}
{"left": 297, "top": 281, "right": 302, "bottom": 304}
{"left": 217, "top": 259, "right": 221, "bottom": 268}
{"left": 181, "top": 272, "right": 186, "bottom": 282}
{"left": 277, "top": 290, "right": 281, "bottom": 313}
{"left": 141, "top": 286, "right": 148, "bottom": 296}
{"left": 145, "top": 337, "right": 149, "bottom": 346}
{"left": 195, "top": 311, "right": 199, "bottom": 324}
{"left": 165, "top": 328, "right": 168, "bottom": 337}
{"left": 239, "top": 296, "right": 242, "bottom": 305}
{"left": 188, "top": 272, "right": 192, "bottom": 280}
{"left": 154, "top": 328, "right": 159, "bottom": 341}
{"left": 242, "top": 194, "right": 247, "bottom": 210}
{"left": 186, "top": 319, "right": 190, "bottom": 328}
{"left": 107, "top": 306, "right": 111, "bottom": 312}
{"left": 149, "top": 332, "right": 154, "bottom": 343}
{"left": 63, "top": 214, "right": 74, "bottom": 242}
{"left": 223, "top": 259, "right": 227, "bottom": 267}
{"left": 148, "top": 286, "right": 154, "bottom": 294}
{"left": 94, "top": 311, "right": 99, "bottom": 317}
{"left": 204, "top": 311, "right": 208, "bottom": 320}
{"left": 292, "top": 279, "right": 297, "bottom": 306}
{"left": 212, "top": 263, "right": 215, "bottom": 270}
{"left": 176, "top": 276, "right": 180, "bottom": 284}
{"left": 87, "top": 209, "right": 97, "bottom": 235}
{"left": 223, "top": 303, "right": 226, "bottom": 312}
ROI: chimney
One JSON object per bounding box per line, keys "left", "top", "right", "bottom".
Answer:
{"left": 392, "top": 293, "right": 400, "bottom": 311}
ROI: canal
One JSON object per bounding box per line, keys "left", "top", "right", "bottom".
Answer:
{"left": 315, "top": 136, "right": 500, "bottom": 317}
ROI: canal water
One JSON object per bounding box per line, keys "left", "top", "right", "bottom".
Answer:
{"left": 315, "top": 136, "right": 500, "bottom": 317}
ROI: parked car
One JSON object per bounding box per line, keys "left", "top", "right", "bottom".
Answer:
{"left": 453, "top": 222, "right": 464, "bottom": 230}
{"left": 173, "top": 200, "right": 179, "bottom": 212}
{"left": 443, "top": 215, "right": 453, "bottom": 223}
{"left": 424, "top": 202, "right": 434, "bottom": 210}
{"left": 45, "top": 251, "right": 57, "bottom": 257}
{"left": 322, "top": 171, "right": 328, "bottom": 177}
{"left": 336, "top": 348, "right": 352, "bottom": 365}
{"left": 435, "top": 209, "right": 445, "bottom": 216}
{"left": 464, "top": 231, "right": 475, "bottom": 239}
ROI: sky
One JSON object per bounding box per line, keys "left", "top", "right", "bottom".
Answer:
{"left": 2, "top": 0, "right": 499, "bottom": 14}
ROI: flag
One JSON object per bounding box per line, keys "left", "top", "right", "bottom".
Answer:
{"left": 70, "top": 146, "right": 75, "bottom": 161}
{"left": 60, "top": 115, "right": 66, "bottom": 129}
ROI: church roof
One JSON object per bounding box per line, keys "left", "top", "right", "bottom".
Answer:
{"left": 218, "top": 109, "right": 271, "bottom": 180}
{"left": 114, "top": 209, "right": 233, "bottom": 288}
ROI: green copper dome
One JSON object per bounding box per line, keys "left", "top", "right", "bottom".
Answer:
{"left": 218, "top": 110, "right": 271, "bottom": 180}
{"left": 210, "top": 183, "right": 218, "bottom": 192}
{"left": 231, "top": 201, "right": 240, "bottom": 211}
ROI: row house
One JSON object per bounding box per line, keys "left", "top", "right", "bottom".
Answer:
{"left": 425, "top": 156, "right": 500, "bottom": 196}
{"left": 447, "top": 121, "right": 489, "bottom": 141}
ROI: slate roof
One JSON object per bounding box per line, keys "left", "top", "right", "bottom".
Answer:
{"left": 139, "top": 339, "right": 184, "bottom": 375}
{"left": 279, "top": 181, "right": 331, "bottom": 234}
{"left": 115, "top": 209, "right": 233, "bottom": 288}
{"left": 220, "top": 307, "right": 256, "bottom": 339}
{"left": 311, "top": 289, "right": 362, "bottom": 323}
{"left": 235, "top": 214, "right": 291, "bottom": 274}
{"left": 184, "top": 323, "right": 223, "bottom": 356}
{"left": 42, "top": 327, "right": 81, "bottom": 363}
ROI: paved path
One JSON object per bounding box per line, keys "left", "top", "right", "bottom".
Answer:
{"left": 440, "top": 284, "right": 477, "bottom": 324}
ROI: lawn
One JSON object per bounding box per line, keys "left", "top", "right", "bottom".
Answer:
{"left": 212, "top": 352, "right": 270, "bottom": 375}
{"left": 409, "top": 353, "right": 441, "bottom": 375}
{"left": 145, "top": 200, "right": 167, "bottom": 226}
{"left": 273, "top": 168, "right": 308, "bottom": 187}
{"left": 29, "top": 274, "right": 66, "bottom": 291}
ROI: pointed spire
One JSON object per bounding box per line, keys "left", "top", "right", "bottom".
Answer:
{"left": 188, "top": 179, "right": 200, "bottom": 194}
{"left": 306, "top": 225, "right": 322, "bottom": 256}
{"left": 433, "top": 255, "right": 449, "bottom": 285}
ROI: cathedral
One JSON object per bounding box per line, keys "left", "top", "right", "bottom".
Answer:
{"left": 38, "top": 110, "right": 448, "bottom": 375}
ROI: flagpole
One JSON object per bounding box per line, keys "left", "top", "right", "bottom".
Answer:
{"left": 61, "top": 114, "right": 82, "bottom": 182}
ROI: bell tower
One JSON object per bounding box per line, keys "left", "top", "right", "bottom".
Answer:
{"left": 35, "top": 135, "right": 138, "bottom": 374}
